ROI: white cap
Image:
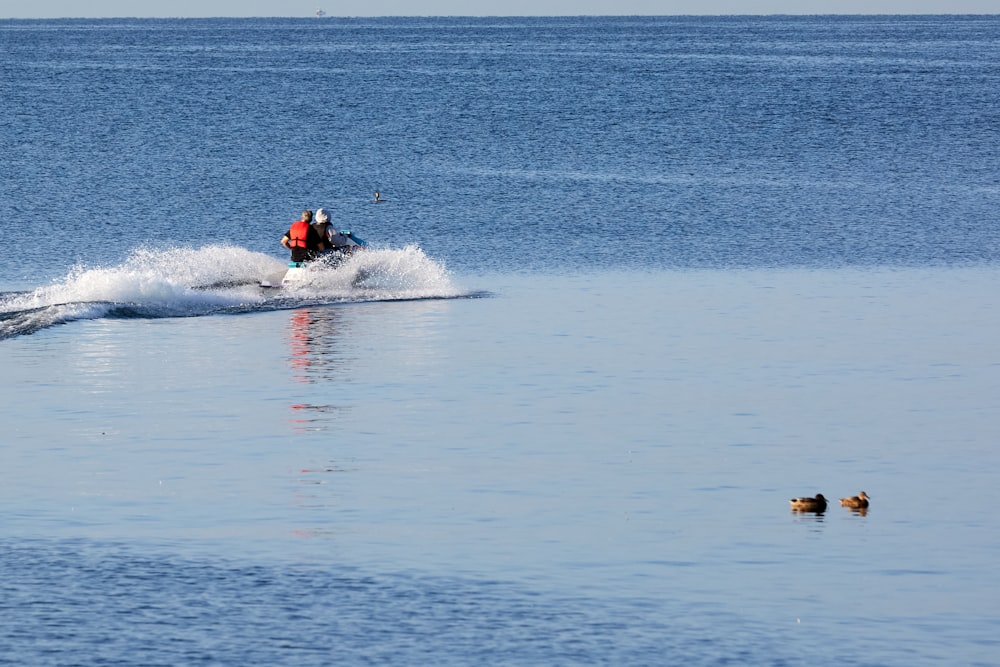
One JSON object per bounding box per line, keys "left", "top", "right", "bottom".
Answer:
{"left": 315, "top": 208, "right": 330, "bottom": 223}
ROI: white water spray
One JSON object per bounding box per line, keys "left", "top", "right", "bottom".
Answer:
{"left": 1, "top": 244, "right": 466, "bottom": 340}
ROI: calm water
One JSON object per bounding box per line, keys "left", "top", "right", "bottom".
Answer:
{"left": 2, "top": 16, "right": 1000, "bottom": 666}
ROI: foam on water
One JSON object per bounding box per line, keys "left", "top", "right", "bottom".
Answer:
{"left": 281, "top": 244, "right": 466, "bottom": 299}
{"left": 0, "top": 244, "right": 465, "bottom": 340}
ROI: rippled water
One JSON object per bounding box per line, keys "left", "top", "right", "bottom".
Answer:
{"left": 4, "top": 15, "right": 1000, "bottom": 285}
{"left": 3, "top": 15, "right": 1000, "bottom": 666}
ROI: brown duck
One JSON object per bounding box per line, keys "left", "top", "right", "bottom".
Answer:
{"left": 839, "top": 491, "right": 870, "bottom": 509}
{"left": 789, "top": 494, "right": 828, "bottom": 512}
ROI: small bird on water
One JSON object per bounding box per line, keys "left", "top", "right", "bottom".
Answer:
{"left": 839, "top": 491, "right": 870, "bottom": 509}
{"left": 789, "top": 494, "right": 828, "bottom": 512}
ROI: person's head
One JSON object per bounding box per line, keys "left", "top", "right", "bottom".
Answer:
{"left": 315, "top": 208, "right": 330, "bottom": 224}
{"left": 301, "top": 210, "right": 313, "bottom": 222}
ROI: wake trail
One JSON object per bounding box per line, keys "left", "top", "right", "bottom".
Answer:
{"left": 0, "top": 244, "right": 469, "bottom": 341}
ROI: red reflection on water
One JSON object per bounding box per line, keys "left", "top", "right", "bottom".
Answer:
{"left": 285, "top": 308, "right": 353, "bottom": 433}
{"left": 287, "top": 309, "right": 316, "bottom": 381}
{"left": 285, "top": 307, "right": 349, "bottom": 384}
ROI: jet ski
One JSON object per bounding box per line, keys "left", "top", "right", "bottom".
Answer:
{"left": 260, "top": 230, "right": 367, "bottom": 289}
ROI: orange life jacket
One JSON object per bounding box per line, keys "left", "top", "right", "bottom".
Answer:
{"left": 288, "top": 220, "right": 311, "bottom": 248}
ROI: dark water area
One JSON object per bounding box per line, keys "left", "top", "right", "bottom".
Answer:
{"left": 1, "top": 538, "right": 772, "bottom": 667}
{"left": 2, "top": 15, "right": 1000, "bottom": 284}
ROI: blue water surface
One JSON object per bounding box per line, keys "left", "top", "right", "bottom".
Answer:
{"left": 2, "top": 15, "right": 1000, "bottom": 283}
{"left": 3, "top": 15, "right": 1000, "bottom": 666}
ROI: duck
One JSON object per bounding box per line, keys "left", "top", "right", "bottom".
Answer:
{"left": 789, "top": 494, "right": 828, "bottom": 512}
{"left": 839, "top": 491, "right": 870, "bottom": 509}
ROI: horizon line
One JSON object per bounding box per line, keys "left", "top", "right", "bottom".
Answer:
{"left": 3, "top": 12, "right": 999, "bottom": 19}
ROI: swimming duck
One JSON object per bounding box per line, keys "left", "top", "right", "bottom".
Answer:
{"left": 839, "top": 491, "right": 870, "bottom": 509}
{"left": 789, "top": 494, "right": 828, "bottom": 512}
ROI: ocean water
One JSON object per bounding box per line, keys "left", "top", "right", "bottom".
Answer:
{"left": 2, "top": 15, "right": 1000, "bottom": 666}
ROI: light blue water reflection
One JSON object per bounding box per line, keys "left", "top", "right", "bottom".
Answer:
{"left": 3, "top": 269, "right": 999, "bottom": 664}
